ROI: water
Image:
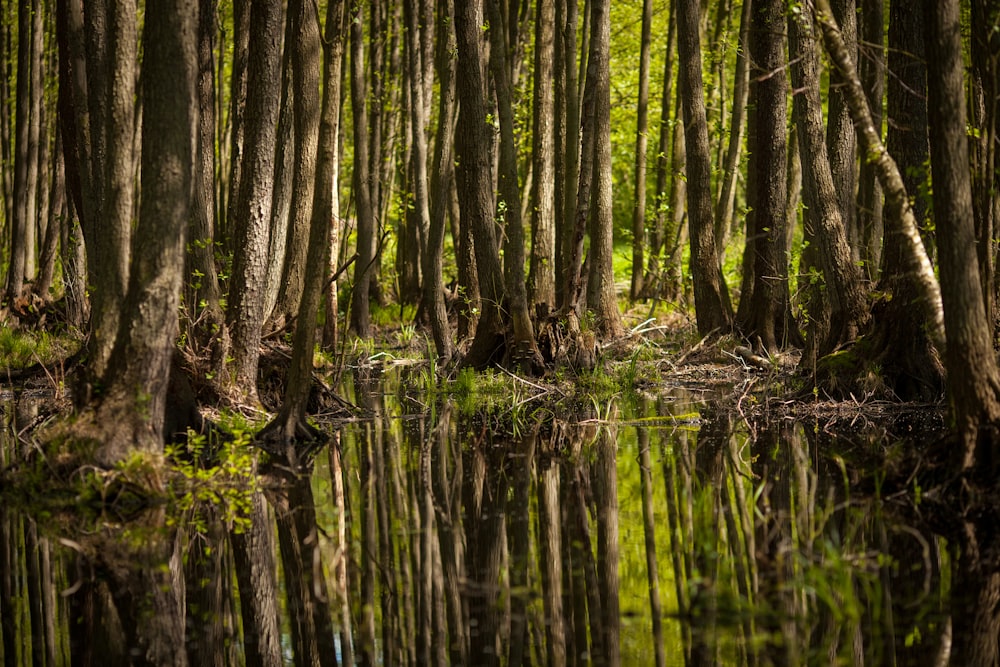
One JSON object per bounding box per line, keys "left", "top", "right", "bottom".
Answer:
{"left": 0, "top": 366, "right": 988, "bottom": 666}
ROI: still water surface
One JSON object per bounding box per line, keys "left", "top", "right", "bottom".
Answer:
{"left": 0, "top": 367, "right": 974, "bottom": 665}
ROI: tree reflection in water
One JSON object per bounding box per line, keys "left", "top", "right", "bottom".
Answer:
{"left": 3, "top": 372, "right": 996, "bottom": 665}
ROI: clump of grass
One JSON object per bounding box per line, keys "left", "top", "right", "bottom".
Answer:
{"left": 0, "top": 328, "right": 78, "bottom": 369}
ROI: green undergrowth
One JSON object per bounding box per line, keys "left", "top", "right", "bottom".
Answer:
{"left": 0, "top": 327, "right": 79, "bottom": 370}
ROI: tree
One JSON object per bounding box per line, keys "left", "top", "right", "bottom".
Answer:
{"left": 583, "top": 0, "right": 624, "bottom": 339}
{"left": 628, "top": 0, "right": 653, "bottom": 301}
{"left": 486, "top": 0, "right": 545, "bottom": 370}
{"left": 349, "top": 0, "right": 377, "bottom": 339}
{"left": 528, "top": 0, "right": 556, "bottom": 314}
{"left": 788, "top": 5, "right": 867, "bottom": 357}
{"left": 825, "top": 0, "right": 859, "bottom": 258}
{"left": 420, "top": 0, "right": 454, "bottom": 361}
{"left": 454, "top": 0, "right": 508, "bottom": 370}
{"left": 677, "top": 0, "right": 733, "bottom": 335}
{"left": 923, "top": 0, "right": 1000, "bottom": 470}
{"left": 75, "top": 0, "right": 197, "bottom": 465}
{"left": 736, "top": 0, "right": 799, "bottom": 353}
{"left": 857, "top": 0, "right": 884, "bottom": 277}
{"left": 225, "top": 0, "right": 282, "bottom": 403}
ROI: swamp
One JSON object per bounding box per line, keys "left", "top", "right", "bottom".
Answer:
{"left": 4, "top": 0, "right": 1000, "bottom": 664}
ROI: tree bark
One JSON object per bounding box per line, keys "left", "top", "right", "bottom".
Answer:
{"left": 628, "top": 0, "right": 653, "bottom": 301}
{"left": 677, "top": 0, "right": 733, "bottom": 335}
{"left": 825, "top": 0, "right": 859, "bottom": 258}
{"left": 788, "top": 5, "right": 868, "bottom": 356}
{"left": 923, "top": 0, "right": 1000, "bottom": 468}
{"left": 857, "top": 0, "right": 884, "bottom": 278}
{"left": 528, "top": 0, "right": 557, "bottom": 313}
{"left": 584, "top": 0, "right": 624, "bottom": 339}
{"left": 225, "top": 0, "right": 282, "bottom": 403}
{"left": 737, "top": 0, "right": 799, "bottom": 353}
{"left": 350, "top": 2, "right": 376, "bottom": 338}
{"left": 83, "top": 0, "right": 196, "bottom": 464}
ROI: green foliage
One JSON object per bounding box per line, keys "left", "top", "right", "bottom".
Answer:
{"left": 165, "top": 427, "right": 257, "bottom": 535}
{"left": 0, "top": 328, "right": 77, "bottom": 369}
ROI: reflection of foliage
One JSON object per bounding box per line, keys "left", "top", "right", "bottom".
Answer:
{"left": 165, "top": 427, "right": 257, "bottom": 535}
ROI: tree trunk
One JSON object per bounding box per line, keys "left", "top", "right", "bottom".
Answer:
{"left": 257, "top": 0, "right": 347, "bottom": 451}
{"left": 556, "top": 0, "right": 580, "bottom": 311}
{"left": 923, "top": 0, "right": 1000, "bottom": 469}
{"left": 80, "top": 0, "right": 196, "bottom": 465}
{"left": 788, "top": 6, "right": 868, "bottom": 356}
{"left": 273, "top": 0, "right": 322, "bottom": 326}
{"left": 628, "top": 0, "right": 653, "bottom": 301}
{"left": 455, "top": 0, "right": 507, "bottom": 369}
{"left": 350, "top": 2, "right": 376, "bottom": 338}
{"left": 857, "top": 0, "right": 884, "bottom": 278}
{"left": 583, "top": 0, "right": 624, "bottom": 339}
{"left": 737, "top": 0, "right": 799, "bottom": 353}
{"left": 225, "top": 0, "right": 282, "bottom": 404}
{"left": 422, "top": 0, "right": 456, "bottom": 361}
{"left": 825, "top": 0, "right": 859, "bottom": 259}
{"left": 528, "top": 0, "right": 557, "bottom": 314}
{"left": 231, "top": 491, "right": 283, "bottom": 667}
{"left": 677, "top": 0, "right": 733, "bottom": 335}
{"left": 487, "top": 0, "right": 545, "bottom": 370}
{"left": 220, "top": 0, "right": 249, "bottom": 252}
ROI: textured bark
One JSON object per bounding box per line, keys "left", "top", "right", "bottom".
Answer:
{"left": 857, "top": 0, "right": 884, "bottom": 277}
{"left": 422, "top": 0, "right": 455, "bottom": 361}
{"left": 528, "top": 0, "right": 557, "bottom": 313}
{"left": 258, "top": 0, "right": 347, "bottom": 450}
{"left": 220, "top": 0, "right": 249, "bottom": 251}
{"left": 812, "top": 0, "right": 944, "bottom": 351}
{"left": 273, "top": 0, "right": 322, "bottom": 325}
{"left": 825, "top": 0, "right": 859, "bottom": 258}
{"left": 923, "top": 0, "right": 1000, "bottom": 467}
{"left": 583, "top": 0, "right": 624, "bottom": 339}
{"left": 629, "top": 0, "right": 653, "bottom": 300}
{"left": 226, "top": 0, "right": 282, "bottom": 403}
{"left": 737, "top": 0, "right": 799, "bottom": 353}
{"left": 487, "top": 0, "right": 545, "bottom": 369}
{"left": 789, "top": 6, "right": 868, "bottom": 355}
{"left": 349, "top": 2, "right": 376, "bottom": 338}
{"left": 677, "top": 0, "right": 733, "bottom": 335}
{"left": 455, "top": 0, "right": 507, "bottom": 369}
{"left": 85, "top": 0, "right": 196, "bottom": 464}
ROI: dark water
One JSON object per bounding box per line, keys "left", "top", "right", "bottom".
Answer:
{"left": 0, "top": 366, "right": 986, "bottom": 666}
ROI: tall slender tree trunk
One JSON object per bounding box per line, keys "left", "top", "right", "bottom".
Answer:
{"left": 923, "top": 0, "right": 1000, "bottom": 469}
{"left": 737, "top": 0, "right": 798, "bottom": 353}
{"left": 825, "top": 0, "right": 859, "bottom": 258}
{"left": 677, "top": 0, "right": 733, "bottom": 335}
{"left": 529, "top": 0, "right": 557, "bottom": 313}
{"left": 220, "top": 0, "right": 249, "bottom": 253}
{"left": 857, "top": 0, "right": 884, "bottom": 279}
{"left": 556, "top": 0, "right": 580, "bottom": 311}
{"left": 422, "top": 0, "right": 456, "bottom": 361}
{"left": 788, "top": 6, "right": 867, "bottom": 356}
{"left": 584, "top": 0, "right": 624, "bottom": 339}
{"left": 225, "top": 0, "right": 282, "bottom": 403}
{"left": 350, "top": 2, "right": 376, "bottom": 338}
{"left": 629, "top": 0, "right": 653, "bottom": 301}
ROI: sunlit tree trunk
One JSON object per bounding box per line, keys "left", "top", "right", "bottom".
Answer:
{"left": 677, "top": 0, "right": 733, "bottom": 335}
{"left": 36, "top": 126, "right": 65, "bottom": 301}
{"left": 737, "top": 0, "right": 799, "bottom": 353}
{"left": 788, "top": 6, "right": 868, "bottom": 357}
{"left": 272, "top": 0, "right": 321, "bottom": 329}
{"left": 857, "top": 0, "right": 884, "bottom": 278}
{"left": 584, "top": 0, "right": 624, "bottom": 339}
{"left": 225, "top": 0, "right": 281, "bottom": 403}
{"left": 529, "top": 0, "right": 556, "bottom": 313}
{"left": 350, "top": 2, "right": 376, "bottom": 339}
{"left": 421, "top": 0, "right": 456, "bottom": 361}
{"left": 75, "top": 0, "right": 194, "bottom": 464}
{"left": 629, "top": 0, "right": 652, "bottom": 301}
{"left": 487, "top": 0, "right": 545, "bottom": 370}
{"left": 257, "top": 0, "right": 346, "bottom": 450}
{"left": 826, "top": 0, "right": 859, "bottom": 258}
{"left": 557, "top": 0, "right": 580, "bottom": 312}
